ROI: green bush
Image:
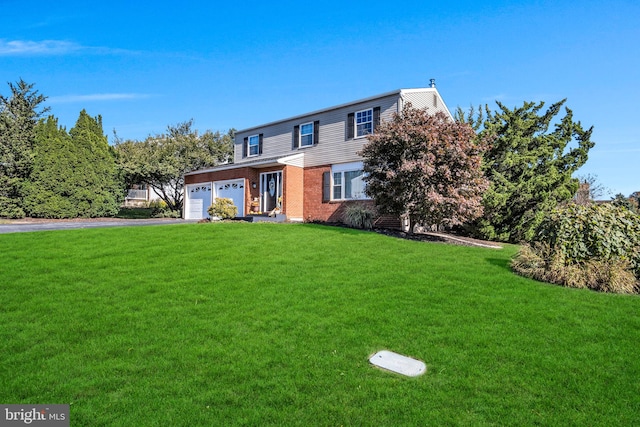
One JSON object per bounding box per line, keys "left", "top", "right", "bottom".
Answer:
{"left": 148, "top": 200, "right": 180, "bottom": 218}
{"left": 512, "top": 203, "right": 640, "bottom": 294}
{"left": 0, "top": 197, "right": 25, "bottom": 219}
{"left": 342, "top": 203, "right": 376, "bottom": 229}
{"left": 208, "top": 198, "right": 237, "bottom": 220}
{"left": 512, "top": 242, "right": 637, "bottom": 294}
{"left": 538, "top": 203, "right": 640, "bottom": 277}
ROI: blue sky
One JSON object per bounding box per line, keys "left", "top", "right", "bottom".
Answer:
{"left": 2, "top": 0, "right": 638, "bottom": 197}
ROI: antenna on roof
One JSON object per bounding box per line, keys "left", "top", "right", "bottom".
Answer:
{"left": 430, "top": 78, "right": 436, "bottom": 88}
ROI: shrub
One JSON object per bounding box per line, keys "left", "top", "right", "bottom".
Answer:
{"left": 208, "top": 198, "right": 237, "bottom": 220}
{"left": 0, "top": 197, "right": 25, "bottom": 219}
{"left": 342, "top": 203, "right": 376, "bottom": 229}
{"left": 148, "top": 200, "right": 178, "bottom": 218}
{"left": 512, "top": 243, "right": 638, "bottom": 294}
{"left": 512, "top": 203, "right": 640, "bottom": 294}
{"left": 537, "top": 203, "right": 640, "bottom": 278}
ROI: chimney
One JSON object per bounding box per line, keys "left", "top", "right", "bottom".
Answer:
{"left": 429, "top": 78, "right": 436, "bottom": 88}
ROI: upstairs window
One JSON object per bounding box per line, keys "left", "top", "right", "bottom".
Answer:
{"left": 248, "top": 135, "right": 260, "bottom": 156}
{"left": 356, "top": 108, "right": 373, "bottom": 137}
{"left": 300, "top": 122, "right": 314, "bottom": 147}
{"left": 347, "top": 106, "right": 380, "bottom": 139}
{"left": 243, "top": 134, "right": 263, "bottom": 158}
{"left": 293, "top": 120, "right": 319, "bottom": 149}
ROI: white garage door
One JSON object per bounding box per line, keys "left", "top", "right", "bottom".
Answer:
{"left": 214, "top": 179, "right": 245, "bottom": 216}
{"left": 186, "top": 183, "right": 212, "bottom": 219}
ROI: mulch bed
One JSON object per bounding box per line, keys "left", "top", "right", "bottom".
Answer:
{"left": 373, "top": 228, "right": 503, "bottom": 249}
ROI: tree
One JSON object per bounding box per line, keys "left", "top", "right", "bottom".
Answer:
{"left": 360, "top": 104, "right": 490, "bottom": 233}
{"left": 115, "top": 120, "right": 234, "bottom": 212}
{"left": 611, "top": 193, "right": 638, "bottom": 213}
{"left": 631, "top": 192, "right": 640, "bottom": 212}
{"left": 24, "top": 111, "right": 123, "bottom": 218}
{"left": 0, "top": 79, "right": 49, "bottom": 217}
{"left": 461, "top": 100, "right": 595, "bottom": 242}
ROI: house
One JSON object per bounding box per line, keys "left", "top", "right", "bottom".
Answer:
{"left": 123, "top": 184, "right": 164, "bottom": 207}
{"left": 183, "top": 82, "right": 452, "bottom": 222}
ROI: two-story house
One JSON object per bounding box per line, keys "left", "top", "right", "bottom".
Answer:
{"left": 183, "top": 83, "right": 452, "bottom": 222}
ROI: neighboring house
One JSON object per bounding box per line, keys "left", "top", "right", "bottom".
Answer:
{"left": 183, "top": 82, "right": 452, "bottom": 222}
{"left": 123, "top": 184, "right": 164, "bottom": 207}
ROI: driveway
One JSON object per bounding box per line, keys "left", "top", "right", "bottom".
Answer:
{"left": 0, "top": 218, "right": 195, "bottom": 234}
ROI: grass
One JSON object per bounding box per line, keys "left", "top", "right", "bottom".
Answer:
{"left": 1, "top": 222, "right": 639, "bottom": 426}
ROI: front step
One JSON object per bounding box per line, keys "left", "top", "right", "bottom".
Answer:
{"left": 239, "top": 214, "right": 287, "bottom": 223}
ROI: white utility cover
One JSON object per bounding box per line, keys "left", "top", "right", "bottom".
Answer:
{"left": 369, "top": 350, "right": 426, "bottom": 377}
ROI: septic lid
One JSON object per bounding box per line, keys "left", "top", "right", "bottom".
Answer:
{"left": 369, "top": 350, "right": 426, "bottom": 377}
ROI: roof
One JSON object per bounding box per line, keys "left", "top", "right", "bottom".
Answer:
{"left": 184, "top": 153, "right": 304, "bottom": 176}
{"left": 236, "top": 87, "right": 442, "bottom": 134}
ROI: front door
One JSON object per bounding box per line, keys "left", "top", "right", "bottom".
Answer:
{"left": 261, "top": 171, "right": 283, "bottom": 213}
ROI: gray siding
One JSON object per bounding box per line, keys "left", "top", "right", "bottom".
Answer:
{"left": 234, "top": 88, "right": 450, "bottom": 168}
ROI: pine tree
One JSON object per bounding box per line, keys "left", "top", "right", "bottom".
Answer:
{"left": 24, "top": 111, "right": 122, "bottom": 218}
{"left": 0, "top": 79, "right": 48, "bottom": 217}
{"left": 465, "top": 100, "right": 594, "bottom": 242}
{"left": 69, "top": 110, "right": 122, "bottom": 217}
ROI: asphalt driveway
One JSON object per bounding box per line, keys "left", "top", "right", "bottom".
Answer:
{"left": 0, "top": 218, "right": 194, "bottom": 234}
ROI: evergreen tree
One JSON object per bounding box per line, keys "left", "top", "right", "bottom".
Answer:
{"left": 461, "top": 100, "right": 594, "bottom": 242}
{"left": 24, "top": 111, "right": 122, "bottom": 218}
{"left": 23, "top": 117, "right": 77, "bottom": 218}
{"left": 69, "top": 110, "right": 122, "bottom": 217}
{"left": 0, "top": 79, "right": 48, "bottom": 217}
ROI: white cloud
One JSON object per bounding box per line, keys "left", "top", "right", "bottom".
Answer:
{"left": 0, "top": 39, "right": 136, "bottom": 56}
{"left": 0, "top": 39, "right": 82, "bottom": 55}
{"left": 48, "top": 93, "right": 152, "bottom": 104}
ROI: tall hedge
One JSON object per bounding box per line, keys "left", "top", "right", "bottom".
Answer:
{"left": 24, "top": 112, "right": 123, "bottom": 218}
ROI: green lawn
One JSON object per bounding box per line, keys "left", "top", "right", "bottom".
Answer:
{"left": 1, "top": 223, "right": 638, "bottom": 426}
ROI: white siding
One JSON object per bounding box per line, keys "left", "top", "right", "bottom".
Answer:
{"left": 400, "top": 89, "right": 452, "bottom": 118}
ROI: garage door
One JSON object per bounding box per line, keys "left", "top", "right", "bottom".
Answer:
{"left": 214, "top": 179, "right": 245, "bottom": 216}
{"left": 186, "top": 183, "right": 212, "bottom": 220}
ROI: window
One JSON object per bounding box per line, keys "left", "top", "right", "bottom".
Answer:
{"left": 356, "top": 109, "right": 373, "bottom": 137}
{"left": 347, "top": 106, "right": 380, "bottom": 139}
{"left": 248, "top": 134, "right": 260, "bottom": 156}
{"left": 293, "top": 121, "right": 319, "bottom": 149}
{"left": 300, "top": 122, "right": 314, "bottom": 147}
{"left": 243, "top": 134, "right": 263, "bottom": 157}
{"left": 330, "top": 162, "right": 367, "bottom": 200}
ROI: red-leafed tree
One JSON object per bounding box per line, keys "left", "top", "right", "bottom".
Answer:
{"left": 360, "top": 103, "right": 490, "bottom": 233}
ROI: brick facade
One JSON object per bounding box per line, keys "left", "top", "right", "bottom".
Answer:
{"left": 185, "top": 163, "right": 393, "bottom": 224}
{"left": 303, "top": 165, "right": 376, "bottom": 223}
{"left": 283, "top": 165, "right": 304, "bottom": 220}
{"left": 186, "top": 165, "right": 306, "bottom": 218}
